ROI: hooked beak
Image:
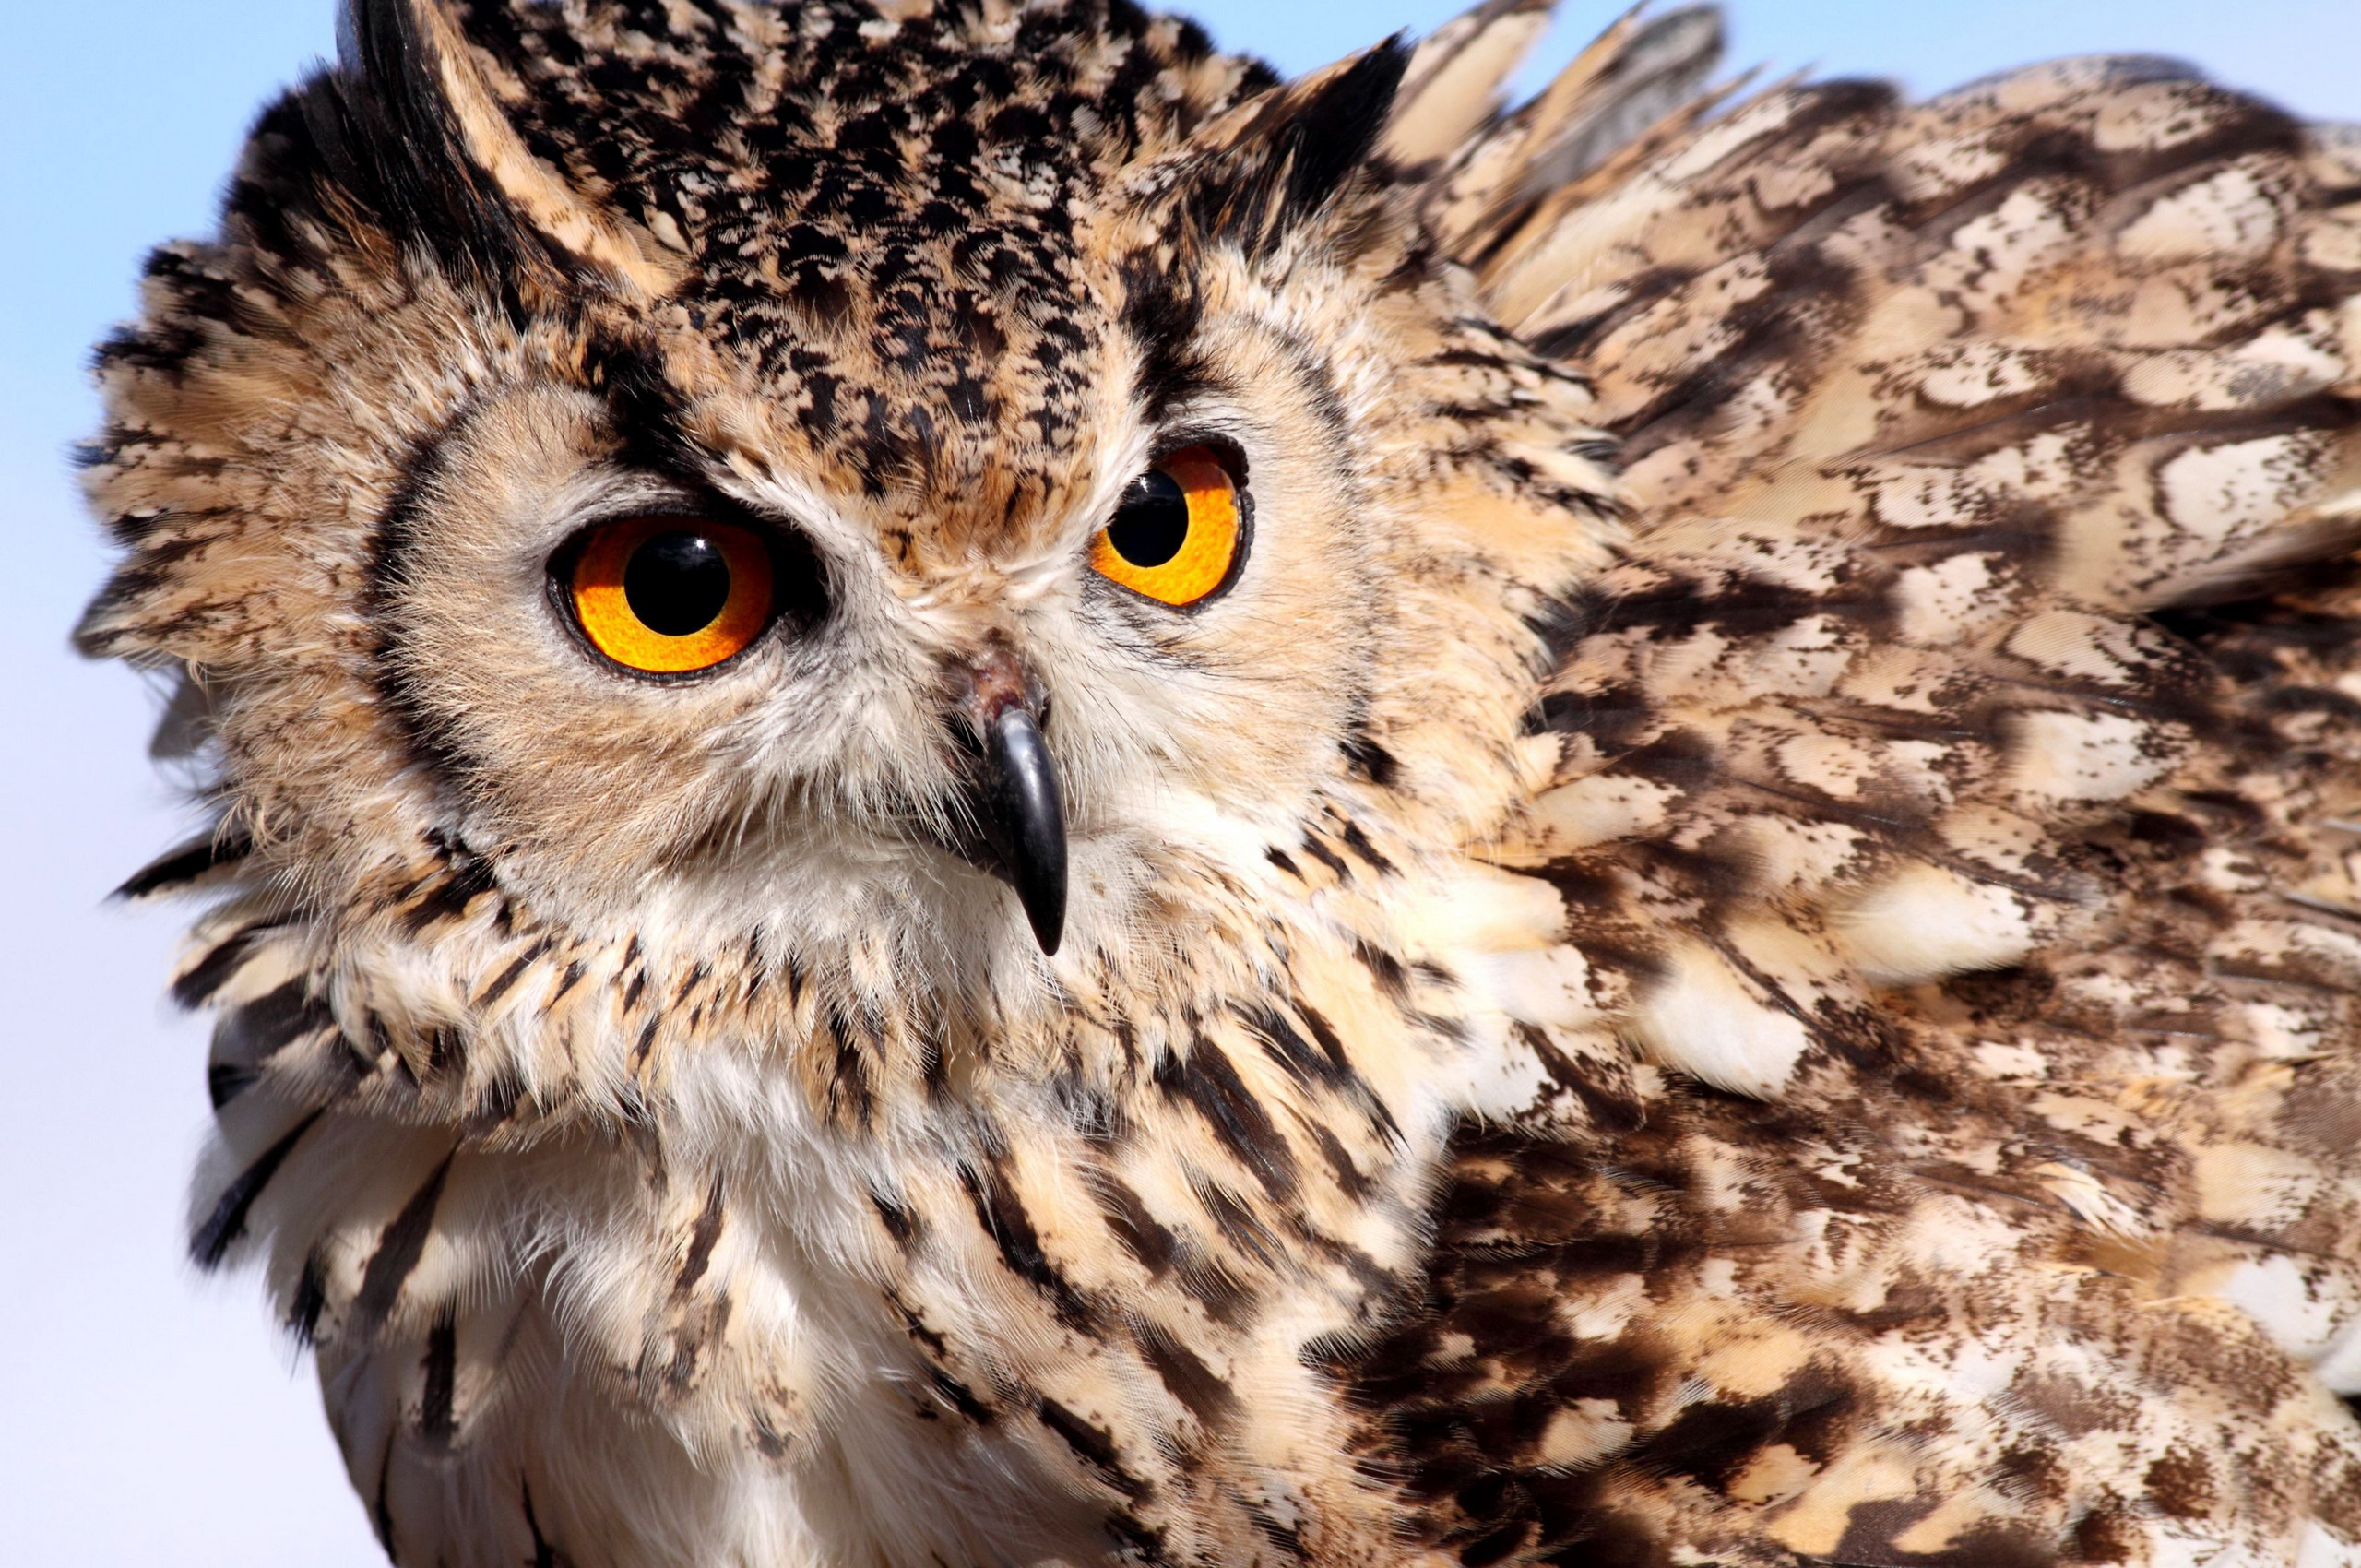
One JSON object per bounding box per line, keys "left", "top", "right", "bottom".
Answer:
{"left": 953, "top": 651, "right": 1067, "bottom": 956}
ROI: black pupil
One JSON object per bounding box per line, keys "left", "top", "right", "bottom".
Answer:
{"left": 1107, "top": 470, "right": 1192, "bottom": 568}
{"left": 624, "top": 530, "right": 733, "bottom": 636}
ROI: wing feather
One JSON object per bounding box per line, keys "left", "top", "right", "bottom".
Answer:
{"left": 1361, "top": 6, "right": 2361, "bottom": 1561}
{"left": 1419, "top": 5, "right": 1729, "bottom": 265}
{"left": 1382, "top": 0, "right": 1557, "bottom": 168}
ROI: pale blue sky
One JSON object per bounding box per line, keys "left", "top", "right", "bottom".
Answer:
{"left": 5, "top": 3, "right": 2356, "bottom": 1562}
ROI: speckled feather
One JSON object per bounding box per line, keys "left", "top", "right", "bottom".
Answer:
{"left": 76, "top": 2, "right": 2361, "bottom": 1565}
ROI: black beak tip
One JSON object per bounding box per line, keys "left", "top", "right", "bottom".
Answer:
{"left": 1028, "top": 900, "right": 1065, "bottom": 957}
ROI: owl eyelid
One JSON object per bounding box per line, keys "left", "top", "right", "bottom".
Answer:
{"left": 551, "top": 493, "right": 784, "bottom": 555}
{"left": 1145, "top": 431, "right": 1251, "bottom": 489}
{"left": 557, "top": 456, "right": 838, "bottom": 553}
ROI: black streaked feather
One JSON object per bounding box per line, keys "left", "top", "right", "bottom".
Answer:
{"left": 114, "top": 827, "right": 252, "bottom": 900}
{"left": 420, "top": 1307, "right": 458, "bottom": 1446}
{"left": 209, "top": 980, "right": 338, "bottom": 1106}
{"left": 190, "top": 1112, "right": 323, "bottom": 1269}
{"left": 350, "top": 1154, "right": 455, "bottom": 1339}
{"left": 287, "top": 1253, "right": 329, "bottom": 1347}
{"left": 170, "top": 921, "right": 284, "bottom": 1010}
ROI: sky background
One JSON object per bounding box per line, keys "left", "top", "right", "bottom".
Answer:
{"left": 5, "top": 1, "right": 2358, "bottom": 1562}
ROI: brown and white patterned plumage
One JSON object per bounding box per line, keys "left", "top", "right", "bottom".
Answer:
{"left": 76, "top": 1, "right": 2361, "bottom": 1563}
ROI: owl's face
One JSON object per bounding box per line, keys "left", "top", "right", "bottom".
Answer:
{"left": 83, "top": 0, "right": 1602, "bottom": 1024}
{"left": 380, "top": 282, "right": 1386, "bottom": 970}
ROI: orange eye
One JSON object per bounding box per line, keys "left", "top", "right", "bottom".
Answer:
{"left": 1088, "top": 445, "right": 1244, "bottom": 608}
{"left": 567, "top": 517, "right": 776, "bottom": 674}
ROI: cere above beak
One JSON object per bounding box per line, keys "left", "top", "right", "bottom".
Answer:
{"left": 955, "top": 650, "right": 1067, "bottom": 956}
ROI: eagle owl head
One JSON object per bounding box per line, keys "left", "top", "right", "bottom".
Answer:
{"left": 82, "top": 0, "right": 1613, "bottom": 1046}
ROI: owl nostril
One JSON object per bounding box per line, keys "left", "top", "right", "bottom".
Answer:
{"left": 960, "top": 643, "right": 1039, "bottom": 729}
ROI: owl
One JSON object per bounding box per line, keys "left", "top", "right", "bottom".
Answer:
{"left": 76, "top": 0, "right": 2361, "bottom": 1563}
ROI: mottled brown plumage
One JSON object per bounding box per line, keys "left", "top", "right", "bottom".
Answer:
{"left": 77, "top": 1, "right": 2361, "bottom": 1564}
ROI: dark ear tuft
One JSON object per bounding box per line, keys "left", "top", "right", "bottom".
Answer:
{"left": 326, "top": 0, "right": 683, "bottom": 297}
{"left": 1274, "top": 38, "right": 1414, "bottom": 227}
{"left": 308, "top": 0, "right": 547, "bottom": 288}
{"left": 1188, "top": 38, "right": 1413, "bottom": 259}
